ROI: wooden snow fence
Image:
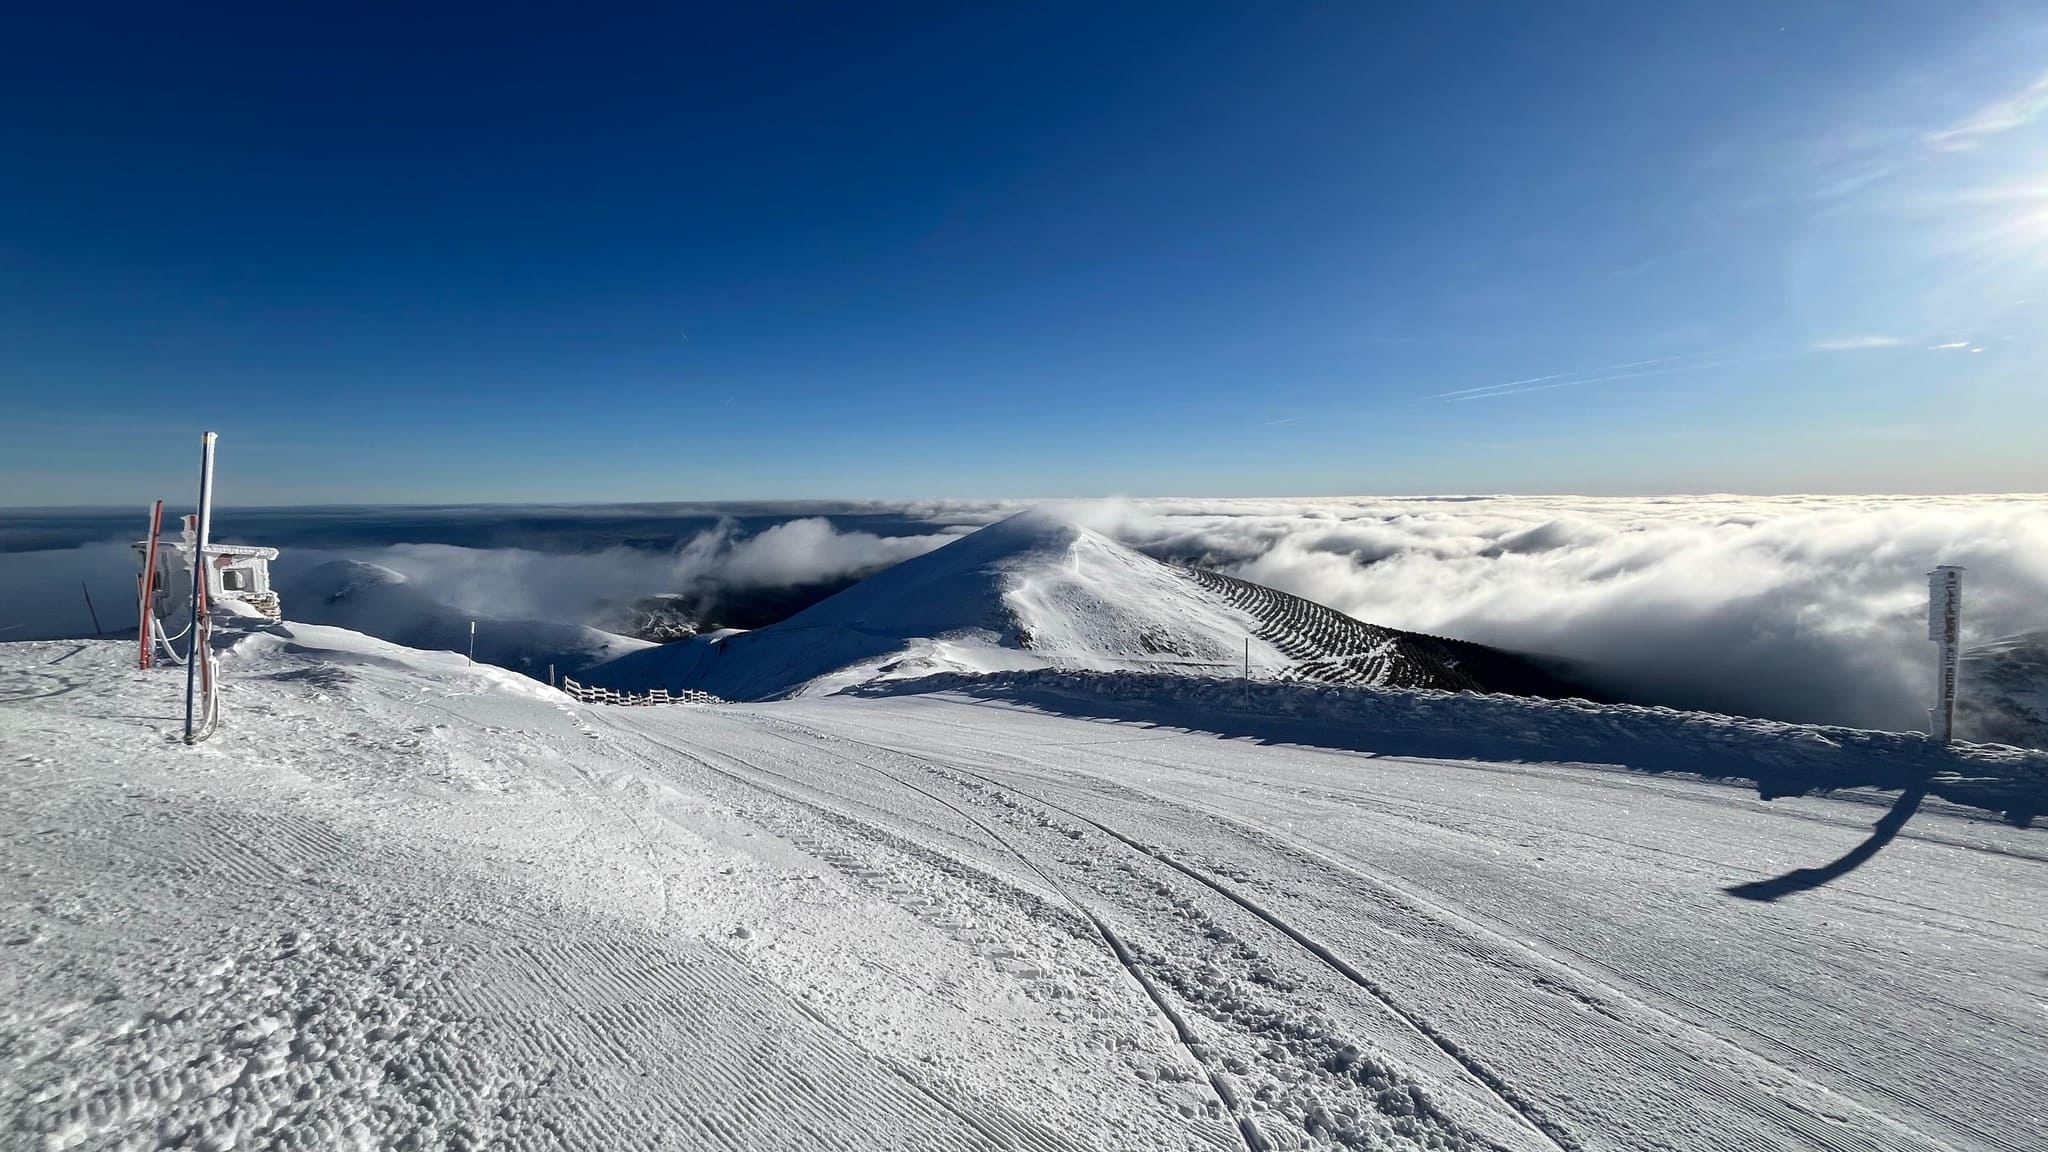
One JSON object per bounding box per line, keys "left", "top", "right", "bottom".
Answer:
{"left": 559, "top": 677, "right": 721, "bottom": 706}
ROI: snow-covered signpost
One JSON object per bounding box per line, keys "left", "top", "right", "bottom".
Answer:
{"left": 1927, "top": 565, "right": 1964, "bottom": 744}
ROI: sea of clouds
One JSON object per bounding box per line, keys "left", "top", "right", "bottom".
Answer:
{"left": 1074, "top": 495, "right": 2048, "bottom": 731}
{"left": 271, "top": 515, "right": 978, "bottom": 632}
{"left": 6, "top": 494, "right": 2044, "bottom": 733}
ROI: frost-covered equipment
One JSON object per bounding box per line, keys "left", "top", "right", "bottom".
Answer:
{"left": 134, "top": 519, "right": 283, "bottom": 631}
{"left": 128, "top": 433, "right": 278, "bottom": 742}
{"left": 1927, "top": 565, "right": 1964, "bottom": 743}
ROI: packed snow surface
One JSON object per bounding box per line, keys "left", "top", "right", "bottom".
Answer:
{"left": 4, "top": 626, "right": 2046, "bottom": 1151}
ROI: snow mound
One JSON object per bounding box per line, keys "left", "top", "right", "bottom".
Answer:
{"left": 585, "top": 508, "right": 1591, "bottom": 702}
{"left": 853, "top": 668, "right": 2048, "bottom": 825}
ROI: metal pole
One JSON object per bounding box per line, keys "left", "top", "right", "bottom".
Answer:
{"left": 184, "top": 432, "right": 217, "bottom": 744}
{"left": 80, "top": 581, "right": 102, "bottom": 636}
{"left": 1244, "top": 636, "right": 1249, "bottom": 681}
{"left": 468, "top": 621, "right": 476, "bottom": 665}
{"left": 1927, "top": 565, "right": 1964, "bottom": 743}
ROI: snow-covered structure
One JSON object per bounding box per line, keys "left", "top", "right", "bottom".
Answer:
{"left": 138, "top": 514, "right": 282, "bottom": 626}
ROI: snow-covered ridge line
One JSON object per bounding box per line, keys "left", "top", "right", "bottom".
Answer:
{"left": 852, "top": 670, "right": 2048, "bottom": 826}
{"left": 584, "top": 507, "right": 1594, "bottom": 702}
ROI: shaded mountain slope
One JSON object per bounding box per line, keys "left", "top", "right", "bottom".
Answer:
{"left": 1182, "top": 567, "right": 1603, "bottom": 699}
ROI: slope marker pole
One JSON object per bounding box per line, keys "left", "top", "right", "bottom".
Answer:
{"left": 184, "top": 432, "right": 217, "bottom": 744}
{"left": 139, "top": 500, "right": 163, "bottom": 668}
{"left": 1927, "top": 565, "right": 1964, "bottom": 743}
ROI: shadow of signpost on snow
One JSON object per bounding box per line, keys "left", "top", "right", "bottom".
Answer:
{"left": 1723, "top": 784, "right": 1929, "bottom": 902}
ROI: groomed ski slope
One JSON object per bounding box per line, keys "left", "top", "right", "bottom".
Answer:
{"left": 4, "top": 628, "right": 2045, "bottom": 1151}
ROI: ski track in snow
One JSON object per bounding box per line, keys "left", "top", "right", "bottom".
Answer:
{"left": 4, "top": 631, "right": 2046, "bottom": 1152}
{"left": 742, "top": 695, "right": 2046, "bottom": 1152}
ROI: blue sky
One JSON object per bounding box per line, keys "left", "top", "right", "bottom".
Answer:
{"left": 3, "top": 2, "right": 2046, "bottom": 504}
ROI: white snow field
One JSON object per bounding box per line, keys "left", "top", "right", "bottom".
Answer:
{"left": 5, "top": 623, "right": 2046, "bottom": 1151}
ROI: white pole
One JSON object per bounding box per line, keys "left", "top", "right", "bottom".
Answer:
{"left": 183, "top": 432, "right": 217, "bottom": 744}
{"left": 1927, "top": 565, "right": 1964, "bottom": 743}
{"left": 467, "top": 620, "right": 476, "bottom": 665}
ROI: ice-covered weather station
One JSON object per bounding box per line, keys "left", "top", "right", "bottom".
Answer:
{"left": 136, "top": 518, "right": 281, "bottom": 630}
{"left": 136, "top": 432, "right": 280, "bottom": 744}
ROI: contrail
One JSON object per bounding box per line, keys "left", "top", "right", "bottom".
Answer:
{"left": 1431, "top": 352, "right": 1720, "bottom": 400}
{"left": 1440, "top": 348, "right": 1817, "bottom": 402}
{"left": 1448, "top": 359, "right": 1726, "bottom": 402}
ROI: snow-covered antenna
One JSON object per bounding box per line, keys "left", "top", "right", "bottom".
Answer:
{"left": 1927, "top": 565, "right": 1964, "bottom": 744}
{"left": 184, "top": 432, "right": 218, "bottom": 745}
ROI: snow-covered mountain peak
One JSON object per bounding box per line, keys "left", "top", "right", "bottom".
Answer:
{"left": 305, "top": 559, "right": 410, "bottom": 599}
{"left": 994, "top": 516, "right": 1276, "bottom": 670}
{"left": 585, "top": 506, "right": 1597, "bottom": 702}
{"left": 949, "top": 503, "right": 1094, "bottom": 551}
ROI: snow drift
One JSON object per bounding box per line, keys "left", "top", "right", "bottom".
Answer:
{"left": 852, "top": 668, "right": 2048, "bottom": 825}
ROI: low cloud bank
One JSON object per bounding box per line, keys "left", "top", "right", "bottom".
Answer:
{"left": 1, "top": 518, "right": 968, "bottom": 644}
{"left": 273, "top": 517, "right": 965, "bottom": 635}
{"left": 0, "top": 542, "right": 143, "bottom": 642}
{"left": 7, "top": 496, "right": 2044, "bottom": 735}
{"left": 1090, "top": 496, "right": 2048, "bottom": 732}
